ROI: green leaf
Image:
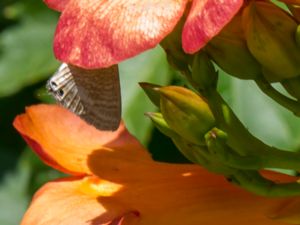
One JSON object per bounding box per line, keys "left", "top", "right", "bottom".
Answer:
{"left": 0, "top": 151, "right": 31, "bottom": 225}
{"left": 0, "top": 147, "right": 65, "bottom": 225}
{"left": 0, "top": 12, "right": 59, "bottom": 97}
{"left": 218, "top": 70, "right": 300, "bottom": 150}
{"left": 120, "top": 46, "right": 172, "bottom": 144}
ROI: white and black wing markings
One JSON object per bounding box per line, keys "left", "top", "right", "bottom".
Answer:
{"left": 47, "top": 63, "right": 121, "bottom": 131}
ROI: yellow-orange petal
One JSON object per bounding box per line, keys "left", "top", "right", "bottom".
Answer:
{"left": 44, "top": 0, "right": 70, "bottom": 11}
{"left": 22, "top": 164, "right": 289, "bottom": 225}
{"left": 182, "top": 0, "right": 243, "bottom": 53}
{"left": 113, "top": 163, "right": 288, "bottom": 225}
{"left": 53, "top": 0, "right": 188, "bottom": 69}
{"left": 13, "top": 104, "right": 151, "bottom": 176}
{"left": 21, "top": 176, "right": 140, "bottom": 225}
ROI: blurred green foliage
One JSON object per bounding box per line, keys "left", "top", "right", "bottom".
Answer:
{"left": 1, "top": 0, "right": 300, "bottom": 224}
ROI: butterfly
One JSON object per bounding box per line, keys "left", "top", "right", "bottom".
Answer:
{"left": 47, "top": 63, "right": 121, "bottom": 131}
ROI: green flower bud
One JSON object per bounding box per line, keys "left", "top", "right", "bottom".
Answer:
{"left": 172, "top": 133, "right": 233, "bottom": 174}
{"left": 171, "top": 135, "right": 210, "bottom": 165}
{"left": 206, "top": 11, "right": 261, "bottom": 80}
{"left": 139, "top": 82, "right": 161, "bottom": 107}
{"left": 158, "top": 86, "right": 216, "bottom": 145}
{"left": 145, "top": 112, "right": 179, "bottom": 139}
{"left": 243, "top": 1, "right": 300, "bottom": 82}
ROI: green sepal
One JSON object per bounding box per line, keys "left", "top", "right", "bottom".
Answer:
{"left": 139, "top": 82, "right": 162, "bottom": 107}
{"left": 145, "top": 112, "right": 178, "bottom": 139}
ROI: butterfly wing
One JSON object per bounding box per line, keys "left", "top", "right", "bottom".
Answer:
{"left": 70, "top": 64, "right": 121, "bottom": 131}
{"left": 47, "top": 63, "right": 121, "bottom": 131}
{"left": 46, "top": 63, "right": 85, "bottom": 115}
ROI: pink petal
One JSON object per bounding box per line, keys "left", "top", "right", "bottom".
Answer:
{"left": 44, "top": 0, "right": 70, "bottom": 12}
{"left": 182, "top": 0, "right": 243, "bottom": 53}
{"left": 54, "top": 0, "right": 188, "bottom": 69}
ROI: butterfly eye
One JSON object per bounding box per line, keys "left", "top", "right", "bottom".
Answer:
{"left": 58, "top": 89, "right": 64, "bottom": 97}
{"left": 51, "top": 81, "right": 57, "bottom": 87}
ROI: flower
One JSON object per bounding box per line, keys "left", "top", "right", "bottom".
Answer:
{"left": 269, "top": 197, "right": 300, "bottom": 224}
{"left": 13, "top": 104, "right": 292, "bottom": 225}
{"left": 44, "top": 0, "right": 243, "bottom": 69}
{"left": 206, "top": 0, "right": 300, "bottom": 82}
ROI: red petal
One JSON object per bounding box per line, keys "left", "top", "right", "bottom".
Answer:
{"left": 54, "top": 0, "right": 188, "bottom": 68}
{"left": 44, "top": 0, "right": 70, "bottom": 11}
{"left": 182, "top": 0, "right": 243, "bottom": 53}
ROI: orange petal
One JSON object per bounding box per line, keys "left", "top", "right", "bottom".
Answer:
{"left": 53, "top": 0, "right": 188, "bottom": 69}
{"left": 182, "top": 0, "right": 243, "bottom": 53}
{"left": 22, "top": 165, "right": 288, "bottom": 225}
{"left": 112, "top": 163, "right": 288, "bottom": 225}
{"left": 44, "top": 0, "right": 70, "bottom": 11}
{"left": 269, "top": 197, "right": 300, "bottom": 224}
{"left": 13, "top": 104, "right": 151, "bottom": 176}
{"left": 21, "top": 176, "right": 140, "bottom": 225}
{"left": 266, "top": 172, "right": 300, "bottom": 224}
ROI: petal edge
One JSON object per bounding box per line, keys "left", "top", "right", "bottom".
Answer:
{"left": 182, "top": 0, "right": 243, "bottom": 53}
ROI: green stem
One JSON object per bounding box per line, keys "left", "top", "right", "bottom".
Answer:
{"left": 262, "top": 150, "right": 300, "bottom": 170}
{"left": 230, "top": 170, "right": 300, "bottom": 197}
{"left": 203, "top": 88, "right": 267, "bottom": 155}
{"left": 204, "top": 128, "right": 300, "bottom": 196}
{"left": 202, "top": 90, "right": 300, "bottom": 170}
{"left": 255, "top": 77, "right": 300, "bottom": 116}
{"left": 205, "top": 128, "right": 264, "bottom": 170}
{"left": 206, "top": 127, "right": 300, "bottom": 170}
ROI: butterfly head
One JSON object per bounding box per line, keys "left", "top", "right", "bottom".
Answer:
{"left": 46, "top": 78, "right": 65, "bottom": 101}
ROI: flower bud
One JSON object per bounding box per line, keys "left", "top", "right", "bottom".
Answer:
{"left": 158, "top": 86, "right": 216, "bottom": 145}
{"left": 145, "top": 112, "right": 179, "bottom": 139}
{"left": 206, "top": 11, "right": 261, "bottom": 80}
{"left": 243, "top": 1, "right": 300, "bottom": 82}
{"left": 139, "top": 82, "right": 161, "bottom": 107}
{"left": 171, "top": 135, "right": 210, "bottom": 165}
{"left": 146, "top": 110, "right": 213, "bottom": 167}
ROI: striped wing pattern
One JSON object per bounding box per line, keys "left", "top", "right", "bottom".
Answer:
{"left": 47, "top": 63, "right": 121, "bottom": 131}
